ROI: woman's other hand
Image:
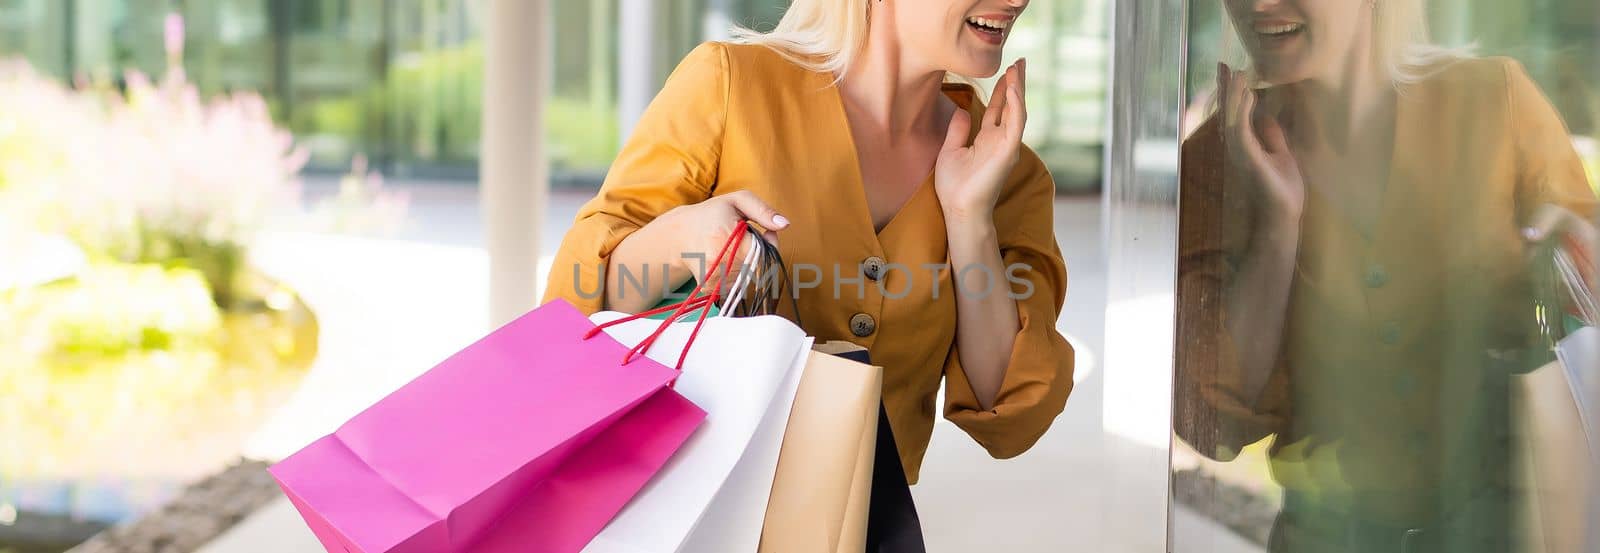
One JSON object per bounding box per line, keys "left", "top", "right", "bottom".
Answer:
{"left": 652, "top": 190, "right": 788, "bottom": 286}
{"left": 935, "top": 59, "right": 1027, "bottom": 224}
{"left": 604, "top": 190, "right": 787, "bottom": 313}
{"left": 1524, "top": 202, "right": 1598, "bottom": 297}
{"left": 1219, "top": 62, "right": 1305, "bottom": 227}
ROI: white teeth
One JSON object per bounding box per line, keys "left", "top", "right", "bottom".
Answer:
{"left": 966, "top": 16, "right": 1010, "bottom": 30}
{"left": 1254, "top": 23, "right": 1303, "bottom": 36}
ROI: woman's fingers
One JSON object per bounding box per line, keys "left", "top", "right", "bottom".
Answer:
{"left": 1524, "top": 203, "right": 1599, "bottom": 296}
{"left": 1002, "top": 81, "right": 1026, "bottom": 145}
{"left": 1223, "top": 72, "right": 1249, "bottom": 154}
{"left": 985, "top": 62, "right": 1016, "bottom": 128}
{"left": 1524, "top": 203, "right": 1572, "bottom": 242}
{"left": 1237, "top": 85, "right": 1269, "bottom": 164}
{"left": 1018, "top": 58, "right": 1027, "bottom": 102}
{"left": 1525, "top": 203, "right": 1599, "bottom": 246}
{"left": 1217, "top": 63, "right": 1233, "bottom": 131}
{"left": 974, "top": 61, "right": 1027, "bottom": 148}
{"left": 942, "top": 108, "right": 973, "bottom": 153}
{"left": 1216, "top": 62, "right": 1226, "bottom": 94}
{"left": 1256, "top": 110, "right": 1290, "bottom": 157}
{"left": 1012, "top": 58, "right": 1027, "bottom": 135}
{"left": 1220, "top": 66, "right": 1270, "bottom": 171}
{"left": 722, "top": 190, "right": 789, "bottom": 231}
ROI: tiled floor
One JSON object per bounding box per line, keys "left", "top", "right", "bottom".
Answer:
{"left": 197, "top": 183, "right": 1259, "bottom": 552}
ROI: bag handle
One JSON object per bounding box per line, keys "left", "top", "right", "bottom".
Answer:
{"left": 1528, "top": 235, "right": 1598, "bottom": 360}
{"left": 1555, "top": 233, "right": 1598, "bottom": 326}
{"left": 719, "top": 226, "right": 766, "bottom": 317}
{"left": 722, "top": 224, "right": 803, "bottom": 326}
{"left": 585, "top": 221, "right": 751, "bottom": 370}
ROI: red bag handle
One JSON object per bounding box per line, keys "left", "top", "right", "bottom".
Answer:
{"left": 584, "top": 220, "right": 751, "bottom": 371}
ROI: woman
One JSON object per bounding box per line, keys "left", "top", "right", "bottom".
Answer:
{"left": 1175, "top": 0, "right": 1598, "bottom": 551}
{"left": 543, "top": 0, "right": 1074, "bottom": 485}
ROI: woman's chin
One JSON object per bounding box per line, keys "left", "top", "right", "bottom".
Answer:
{"left": 1251, "top": 61, "right": 1315, "bottom": 87}
{"left": 951, "top": 56, "right": 1003, "bottom": 79}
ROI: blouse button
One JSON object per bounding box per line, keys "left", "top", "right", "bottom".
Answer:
{"left": 862, "top": 256, "right": 887, "bottom": 281}
{"left": 1364, "top": 264, "right": 1390, "bottom": 288}
{"left": 849, "top": 312, "right": 877, "bottom": 337}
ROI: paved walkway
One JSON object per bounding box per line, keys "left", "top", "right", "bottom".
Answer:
{"left": 196, "top": 184, "right": 1259, "bottom": 552}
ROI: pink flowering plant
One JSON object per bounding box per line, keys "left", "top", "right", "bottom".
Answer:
{"left": 0, "top": 61, "right": 108, "bottom": 239}
{"left": 3, "top": 14, "right": 405, "bottom": 307}
{"left": 103, "top": 68, "right": 310, "bottom": 304}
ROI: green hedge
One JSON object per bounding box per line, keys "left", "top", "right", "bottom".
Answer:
{"left": 291, "top": 40, "right": 619, "bottom": 172}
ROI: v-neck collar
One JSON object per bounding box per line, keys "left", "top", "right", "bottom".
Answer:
{"left": 820, "top": 74, "right": 983, "bottom": 247}
{"left": 1369, "top": 88, "right": 1415, "bottom": 245}
{"left": 1302, "top": 88, "right": 1412, "bottom": 245}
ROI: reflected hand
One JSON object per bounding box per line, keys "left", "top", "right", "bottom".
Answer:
{"left": 1524, "top": 202, "right": 1598, "bottom": 297}
{"left": 936, "top": 59, "right": 1027, "bottom": 224}
{"left": 1219, "top": 63, "right": 1304, "bottom": 225}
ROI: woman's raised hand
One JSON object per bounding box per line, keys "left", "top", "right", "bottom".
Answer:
{"left": 935, "top": 59, "right": 1027, "bottom": 224}
{"left": 1219, "top": 62, "right": 1305, "bottom": 225}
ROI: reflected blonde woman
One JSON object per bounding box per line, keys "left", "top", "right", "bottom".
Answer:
{"left": 1176, "top": 0, "right": 1598, "bottom": 552}
{"left": 545, "top": 0, "right": 1075, "bottom": 486}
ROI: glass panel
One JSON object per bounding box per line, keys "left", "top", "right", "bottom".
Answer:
{"left": 1102, "top": 0, "right": 1187, "bottom": 547}
{"left": 1172, "top": 0, "right": 1600, "bottom": 552}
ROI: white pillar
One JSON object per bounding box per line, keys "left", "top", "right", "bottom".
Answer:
{"left": 618, "top": 0, "right": 657, "bottom": 143}
{"left": 481, "top": 0, "right": 549, "bottom": 328}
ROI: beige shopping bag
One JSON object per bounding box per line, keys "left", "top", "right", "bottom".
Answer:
{"left": 1511, "top": 327, "right": 1597, "bottom": 553}
{"left": 759, "top": 341, "right": 882, "bottom": 553}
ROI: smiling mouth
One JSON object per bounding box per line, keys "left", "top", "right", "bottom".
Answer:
{"left": 1253, "top": 22, "right": 1304, "bottom": 39}
{"left": 965, "top": 16, "right": 1010, "bottom": 40}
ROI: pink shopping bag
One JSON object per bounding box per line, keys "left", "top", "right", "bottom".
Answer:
{"left": 268, "top": 299, "right": 707, "bottom": 553}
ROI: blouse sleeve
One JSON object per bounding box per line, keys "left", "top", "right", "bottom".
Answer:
{"left": 541, "top": 42, "right": 730, "bottom": 314}
{"left": 941, "top": 146, "right": 1076, "bottom": 459}
{"left": 1504, "top": 59, "right": 1599, "bottom": 224}
{"left": 1172, "top": 118, "right": 1292, "bottom": 462}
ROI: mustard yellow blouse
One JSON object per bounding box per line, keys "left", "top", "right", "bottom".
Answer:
{"left": 1175, "top": 57, "right": 1599, "bottom": 525}
{"left": 543, "top": 42, "right": 1076, "bottom": 483}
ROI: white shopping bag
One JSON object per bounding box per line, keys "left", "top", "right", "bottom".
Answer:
{"left": 1513, "top": 326, "right": 1598, "bottom": 553}
{"left": 585, "top": 312, "right": 812, "bottom": 553}
{"left": 1559, "top": 326, "right": 1598, "bottom": 433}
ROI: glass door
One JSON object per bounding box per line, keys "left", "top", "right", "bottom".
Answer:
{"left": 1168, "top": 0, "right": 1599, "bottom": 552}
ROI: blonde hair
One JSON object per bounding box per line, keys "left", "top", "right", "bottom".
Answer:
{"left": 1220, "top": 0, "right": 1474, "bottom": 87}
{"left": 729, "top": 0, "right": 871, "bottom": 80}
{"left": 729, "top": 0, "right": 981, "bottom": 91}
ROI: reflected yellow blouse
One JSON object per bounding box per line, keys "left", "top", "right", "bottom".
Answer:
{"left": 543, "top": 42, "right": 1076, "bottom": 483}
{"left": 1175, "top": 57, "right": 1599, "bottom": 524}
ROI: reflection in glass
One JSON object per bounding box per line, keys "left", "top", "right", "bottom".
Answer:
{"left": 1172, "top": 0, "right": 1599, "bottom": 552}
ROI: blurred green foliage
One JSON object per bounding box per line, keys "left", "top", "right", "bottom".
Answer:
{"left": 291, "top": 39, "right": 619, "bottom": 171}
{"left": 1, "top": 263, "right": 220, "bottom": 359}
{"left": 0, "top": 262, "right": 318, "bottom": 482}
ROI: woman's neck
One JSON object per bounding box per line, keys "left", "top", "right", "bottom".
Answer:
{"left": 836, "top": 20, "right": 951, "bottom": 143}
{"left": 1286, "top": 45, "right": 1394, "bottom": 153}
